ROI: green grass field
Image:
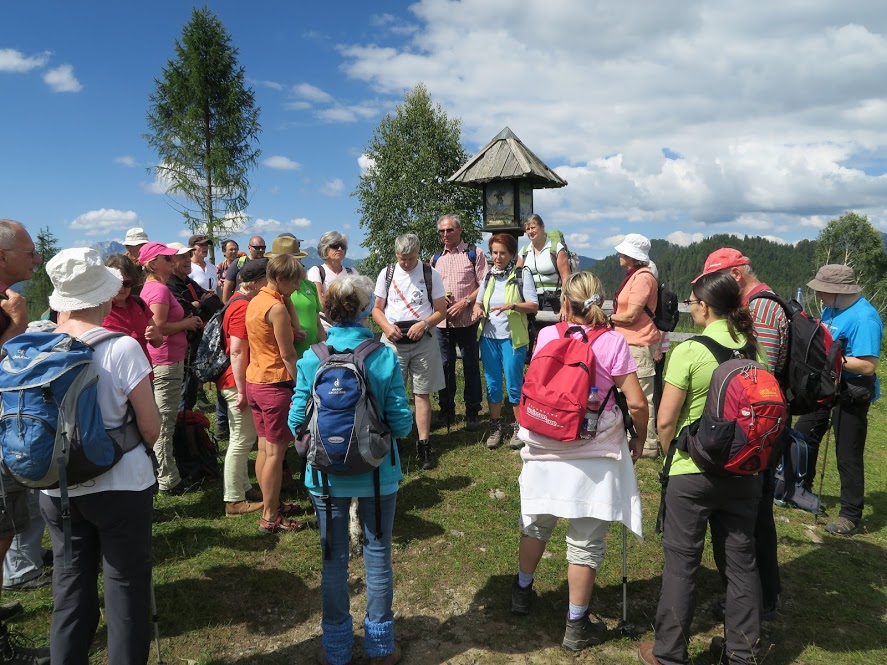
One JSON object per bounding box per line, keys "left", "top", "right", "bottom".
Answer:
{"left": 6, "top": 365, "right": 887, "bottom": 664}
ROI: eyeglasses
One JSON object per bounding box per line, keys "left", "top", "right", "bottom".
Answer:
{"left": 121, "top": 280, "right": 135, "bottom": 289}
{"left": 683, "top": 299, "right": 703, "bottom": 306}
{"left": 438, "top": 228, "right": 456, "bottom": 234}
{"left": 250, "top": 245, "right": 266, "bottom": 250}
{"left": 158, "top": 255, "right": 172, "bottom": 263}
{"left": 329, "top": 243, "right": 346, "bottom": 250}
{"left": 3, "top": 248, "right": 41, "bottom": 260}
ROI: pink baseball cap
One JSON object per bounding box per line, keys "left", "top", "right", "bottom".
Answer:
{"left": 138, "top": 242, "right": 178, "bottom": 266}
{"left": 691, "top": 248, "right": 751, "bottom": 283}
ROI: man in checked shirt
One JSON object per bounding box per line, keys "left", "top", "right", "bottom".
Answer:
{"left": 429, "top": 214, "right": 488, "bottom": 432}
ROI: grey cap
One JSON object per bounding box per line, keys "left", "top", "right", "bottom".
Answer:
{"left": 806, "top": 264, "right": 862, "bottom": 294}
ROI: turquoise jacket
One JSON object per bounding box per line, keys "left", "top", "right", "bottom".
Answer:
{"left": 288, "top": 324, "right": 414, "bottom": 497}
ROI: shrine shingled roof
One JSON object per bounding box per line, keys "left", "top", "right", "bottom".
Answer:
{"left": 449, "top": 127, "right": 567, "bottom": 189}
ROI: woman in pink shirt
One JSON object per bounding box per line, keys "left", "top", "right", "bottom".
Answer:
{"left": 138, "top": 242, "right": 202, "bottom": 495}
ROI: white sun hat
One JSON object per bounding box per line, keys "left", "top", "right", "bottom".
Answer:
{"left": 166, "top": 242, "right": 193, "bottom": 255}
{"left": 47, "top": 248, "right": 122, "bottom": 312}
{"left": 614, "top": 233, "right": 651, "bottom": 262}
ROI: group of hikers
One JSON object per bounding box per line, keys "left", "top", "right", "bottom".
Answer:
{"left": 0, "top": 214, "right": 881, "bottom": 665}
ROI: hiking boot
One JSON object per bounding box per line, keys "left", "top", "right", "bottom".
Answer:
{"left": 637, "top": 640, "right": 659, "bottom": 665}
{"left": 508, "top": 422, "right": 523, "bottom": 450}
{"left": 0, "top": 624, "right": 50, "bottom": 664}
{"left": 368, "top": 641, "right": 402, "bottom": 664}
{"left": 430, "top": 408, "right": 455, "bottom": 430}
{"left": 417, "top": 440, "right": 436, "bottom": 470}
{"left": 158, "top": 482, "right": 187, "bottom": 496}
{"left": 224, "top": 500, "right": 262, "bottom": 516}
{"left": 825, "top": 516, "right": 858, "bottom": 536}
{"left": 3, "top": 572, "right": 51, "bottom": 593}
{"left": 562, "top": 612, "right": 606, "bottom": 652}
{"left": 465, "top": 413, "right": 482, "bottom": 432}
{"left": 510, "top": 575, "right": 534, "bottom": 615}
{"left": 641, "top": 445, "right": 660, "bottom": 459}
{"left": 0, "top": 603, "right": 23, "bottom": 623}
{"left": 485, "top": 420, "right": 504, "bottom": 449}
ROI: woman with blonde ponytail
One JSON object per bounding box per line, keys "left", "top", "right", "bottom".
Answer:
{"left": 511, "top": 270, "right": 647, "bottom": 654}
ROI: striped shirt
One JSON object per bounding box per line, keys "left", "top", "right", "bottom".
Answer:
{"left": 744, "top": 283, "right": 788, "bottom": 375}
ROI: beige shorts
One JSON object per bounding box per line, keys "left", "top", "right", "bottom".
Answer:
{"left": 382, "top": 329, "right": 445, "bottom": 395}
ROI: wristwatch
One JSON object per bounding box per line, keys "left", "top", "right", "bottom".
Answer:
{"left": 464, "top": 297, "right": 472, "bottom": 305}
{"left": 423, "top": 320, "right": 431, "bottom": 332}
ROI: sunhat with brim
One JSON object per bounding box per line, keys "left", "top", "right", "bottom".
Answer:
{"left": 123, "top": 227, "right": 149, "bottom": 246}
{"left": 614, "top": 233, "right": 651, "bottom": 262}
{"left": 139, "top": 242, "right": 178, "bottom": 266}
{"left": 166, "top": 242, "right": 194, "bottom": 255}
{"left": 691, "top": 248, "right": 751, "bottom": 284}
{"left": 806, "top": 264, "right": 862, "bottom": 294}
{"left": 266, "top": 235, "right": 308, "bottom": 258}
{"left": 47, "top": 248, "right": 123, "bottom": 312}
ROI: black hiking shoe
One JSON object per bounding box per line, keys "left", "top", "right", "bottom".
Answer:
{"left": 562, "top": 612, "right": 606, "bottom": 652}
{"left": 417, "top": 440, "right": 436, "bottom": 470}
{"left": 0, "top": 604, "right": 23, "bottom": 623}
{"left": 465, "top": 413, "right": 482, "bottom": 432}
{"left": 0, "top": 624, "right": 50, "bottom": 664}
{"left": 511, "top": 575, "right": 534, "bottom": 615}
{"left": 485, "top": 420, "right": 504, "bottom": 449}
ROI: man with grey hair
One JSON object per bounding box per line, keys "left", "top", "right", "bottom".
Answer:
{"left": 373, "top": 233, "right": 447, "bottom": 469}
{"left": 222, "top": 235, "right": 266, "bottom": 303}
{"left": 430, "top": 214, "right": 488, "bottom": 431}
{"left": 0, "top": 219, "right": 51, "bottom": 662}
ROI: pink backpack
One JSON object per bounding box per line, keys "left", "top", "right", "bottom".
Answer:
{"left": 518, "top": 323, "right": 609, "bottom": 441}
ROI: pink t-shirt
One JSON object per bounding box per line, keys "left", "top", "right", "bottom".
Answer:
{"left": 533, "top": 325, "right": 637, "bottom": 397}
{"left": 140, "top": 281, "right": 187, "bottom": 365}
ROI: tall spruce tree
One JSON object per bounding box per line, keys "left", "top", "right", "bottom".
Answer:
{"left": 355, "top": 83, "right": 482, "bottom": 278}
{"left": 23, "top": 227, "right": 59, "bottom": 320}
{"left": 145, "top": 7, "right": 260, "bottom": 262}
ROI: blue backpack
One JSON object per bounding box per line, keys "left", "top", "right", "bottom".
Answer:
{"left": 0, "top": 328, "right": 145, "bottom": 490}
{"left": 302, "top": 339, "right": 394, "bottom": 558}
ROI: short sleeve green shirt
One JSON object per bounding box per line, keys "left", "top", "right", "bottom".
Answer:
{"left": 663, "top": 319, "right": 769, "bottom": 475}
{"left": 291, "top": 279, "right": 322, "bottom": 359}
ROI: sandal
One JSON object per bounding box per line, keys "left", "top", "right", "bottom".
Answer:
{"left": 279, "top": 501, "right": 301, "bottom": 517}
{"left": 258, "top": 513, "right": 311, "bottom": 534}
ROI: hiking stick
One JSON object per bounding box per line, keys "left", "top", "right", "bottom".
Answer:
{"left": 815, "top": 406, "right": 841, "bottom": 524}
{"left": 149, "top": 579, "right": 166, "bottom": 665}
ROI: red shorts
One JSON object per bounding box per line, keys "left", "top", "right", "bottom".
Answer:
{"left": 246, "top": 381, "right": 295, "bottom": 444}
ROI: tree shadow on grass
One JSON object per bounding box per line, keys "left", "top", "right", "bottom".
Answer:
{"left": 152, "top": 524, "right": 296, "bottom": 565}
{"left": 155, "top": 564, "right": 318, "bottom": 639}
{"left": 393, "top": 474, "right": 472, "bottom": 545}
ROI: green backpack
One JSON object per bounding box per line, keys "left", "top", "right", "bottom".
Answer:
{"left": 520, "top": 229, "right": 579, "bottom": 274}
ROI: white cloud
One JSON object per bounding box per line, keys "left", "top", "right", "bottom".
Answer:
{"left": 293, "top": 82, "right": 333, "bottom": 103}
{"left": 284, "top": 100, "right": 312, "bottom": 111}
{"left": 358, "top": 154, "right": 376, "bottom": 174}
{"left": 252, "top": 79, "right": 284, "bottom": 91}
{"left": 43, "top": 64, "right": 82, "bottom": 92}
{"left": 114, "top": 155, "right": 137, "bottom": 167}
{"left": 290, "top": 217, "right": 312, "bottom": 228}
{"left": 316, "top": 104, "right": 378, "bottom": 123}
{"left": 601, "top": 234, "right": 626, "bottom": 248}
{"left": 70, "top": 209, "right": 139, "bottom": 236}
{"left": 666, "top": 231, "right": 705, "bottom": 246}
{"left": 142, "top": 166, "right": 174, "bottom": 194}
{"left": 252, "top": 218, "right": 284, "bottom": 232}
{"left": 264, "top": 155, "right": 301, "bottom": 170}
{"left": 566, "top": 232, "right": 592, "bottom": 250}
{"left": 0, "top": 48, "right": 50, "bottom": 72}
{"left": 320, "top": 178, "right": 345, "bottom": 197}
{"left": 338, "top": 1, "right": 887, "bottom": 242}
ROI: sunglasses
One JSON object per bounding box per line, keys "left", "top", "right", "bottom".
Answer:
{"left": 121, "top": 280, "right": 135, "bottom": 289}
{"left": 683, "top": 299, "right": 703, "bottom": 306}
{"left": 438, "top": 228, "right": 456, "bottom": 234}
{"left": 329, "top": 243, "right": 346, "bottom": 250}
{"left": 250, "top": 245, "right": 266, "bottom": 250}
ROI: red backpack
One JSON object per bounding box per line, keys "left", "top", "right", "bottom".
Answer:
{"left": 518, "top": 323, "right": 609, "bottom": 442}
{"left": 674, "top": 336, "right": 788, "bottom": 475}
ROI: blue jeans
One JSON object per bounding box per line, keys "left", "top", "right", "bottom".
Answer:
{"left": 312, "top": 492, "right": 397, "bottom": 665}
{"left": 3, "top": 489, "right": 46, "bottom": 587}
{"left": 480, "top": 336, "right": 527, "bottom": 404}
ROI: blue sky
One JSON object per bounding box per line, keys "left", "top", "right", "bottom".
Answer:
{"left": 4, "top": 1, "right": 887, "bottom": 261}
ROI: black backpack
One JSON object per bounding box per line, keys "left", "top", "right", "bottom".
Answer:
{"left": 746, "top": 292, "right": 844, "bottom": 415}
{"left": 192, "top": 294, "right": 248, "bottom": 383}
{"left": 773, "top": 429, "right": 824, "bottom": 515}
{"left": 637, "top": 268, "right": 679, "bottom": 332}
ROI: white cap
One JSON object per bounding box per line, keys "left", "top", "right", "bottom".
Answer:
{"left": 614, "top": 233, "right": 651, "bottom": 262}
{"left": 123, "top": 227, "right": 149, "bottom": 246}
{"left": 47, "top": 248, "right": 122, "bottom": 312}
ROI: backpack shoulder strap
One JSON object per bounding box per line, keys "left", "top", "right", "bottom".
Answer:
{"left": 78, "top": 327, "right": 125, "bottom": 348}
{"left": 468, "top": 244, "right": 477, "bottom": 265}
{"left": 423, "top": 263, "right": 433, "bottom": 304}
{"left": 514, "top": 266, "right": 525, "bottom": 302}
{"left": 747, "top": 291, "right": 792, "bottom": 319}
{"left": 353, "top": 338, "right": 383, "bottom": 366}
{"left": 383, "top": 264, "right": 395, "bottom": 309}
{"left": 690, "top": 335, "right": 752, "bottom": 364}
{"left": 311, "top": 342, "right": 332, "bottom": 363}
{"left": 431, "top": 252, "right": 441, "bottom": 267}
{"left": 317, "top": 265, "right": 326, "bottom": 283}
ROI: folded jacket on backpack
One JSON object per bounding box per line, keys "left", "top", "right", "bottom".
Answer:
{"left": 518, "top": 407, "right": 625, "bottom": 461}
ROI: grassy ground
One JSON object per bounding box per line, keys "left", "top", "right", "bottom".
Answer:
{"left": 6, "top": 366, "right": 887, "bottom": 664}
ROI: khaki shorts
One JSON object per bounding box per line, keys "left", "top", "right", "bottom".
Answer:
{"left": 0, "top": 488, "right": 30, "bottom": 539}
{"left": 382, "top": 329, "right": 445, "bottom": 395}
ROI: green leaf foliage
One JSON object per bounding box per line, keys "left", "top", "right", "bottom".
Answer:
{"left": 592, "top": 234, "right": 817, "bottom": 302}
{"left": 815, "top": 211, "right": 887, "bottom": 313}
{"left": 354, "top": 83, "right": 482, "bottom": 278}
{"left": 23, "top": 226, "right": 60, "bottom": 321}
{"left": 144, "top": 6, "right": 260, "bottom": 263}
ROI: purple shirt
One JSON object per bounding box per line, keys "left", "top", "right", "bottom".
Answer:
{"left": 140, "top": 281, "right": 187, "bottom": 365}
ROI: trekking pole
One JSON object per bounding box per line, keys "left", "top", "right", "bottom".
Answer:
{"left": 149, "top": 578, "right": 166, "bottom": 665}
{"left": 815, "top": 406, "right": 841, "bottom": 524}
{"left": 617, "top": 523, "right": 641, "bottom": 637}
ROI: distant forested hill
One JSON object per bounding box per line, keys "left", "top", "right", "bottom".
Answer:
{"left": 591, "top": 234, "right": 817, "bottom": 301}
